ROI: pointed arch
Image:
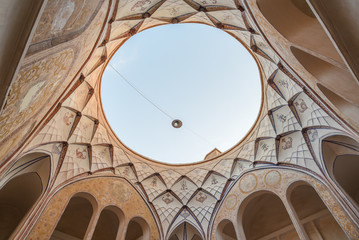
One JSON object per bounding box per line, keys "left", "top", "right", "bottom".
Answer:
{"left": 322, "top": 135, "right": 359, "bottom": 206}
{"left": 51, "top": 192, "right": 98, "bottom": 239}
{"left": 287, "top": 181, "right": 348, "bottom": 239}
{"left": 168, "top": 222, "right": 204, "bottom": 240}
{"left": 238, "top": 190, "right": 299, "bottom": 240}
{"left": 0, "top": 152, "right": 50, "bottom": 239}
{"left": 92, "top": 205, "right": 125, "bottom": 240}
{"left": 216, "top": 219, "right": 238, "bottom": 240}
{"left": 125, "top": 216, "right": 150, "bottom": 240}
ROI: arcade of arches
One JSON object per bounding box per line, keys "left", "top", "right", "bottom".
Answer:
{"left": 0, "top": 0, "right": 358, "bottom": 239}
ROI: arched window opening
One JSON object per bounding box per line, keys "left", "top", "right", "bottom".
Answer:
{"left": 51, "top": 194, "right": 96, "bottom": 239}
{"left": 257, "top": 0, "right": 343, "bottom": 63}
{"left": 240, "top": 192, "right": 299, "bottom": 240}
{"left": 92, "top": 206, "right": 123, "bottom": 240}
{"left": 0, "top": 173, "right": 42, "bottom": 240}
{"left": 125, "top": 217, "right": 150, "bottom": 240}
{"left": 322, "top": 135, "right": 359, "bottom": 206}
{"left": 288, "top": 182, "right": 348, "bottom": 239}
{"left": 168, "top": 222, "right": 203, "bottom": 240}
{"left": 216, "top": 219, "right": 237, "bottom": 240}
{"left": 0, "top": 153, "right": 50, "bottom": 240}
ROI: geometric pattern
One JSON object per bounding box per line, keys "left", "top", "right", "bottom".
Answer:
{"left": 17, "top": 0, "right": 352, "bottom": 238}
{"left": 188, "top": 190, "right": 217, "bottom": 233}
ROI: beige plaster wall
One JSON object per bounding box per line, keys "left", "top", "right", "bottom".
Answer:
{"left": 212, "top": 168, "right": 359, "bottom": 239}
{"left": 26, "top": 177, "right": 160, "bottom": 239}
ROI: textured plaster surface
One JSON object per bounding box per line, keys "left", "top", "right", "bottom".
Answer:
{"left": 27, "top": 176, "right": 160, "bottom": 239}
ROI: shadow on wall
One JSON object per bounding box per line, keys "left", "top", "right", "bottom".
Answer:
{"left": 236, "top": 185, "right": 349, "bottom": 240}
{"left": 0, "top": 153, "right": 50, "bottom": 240}
{"left": 51, "top": 192, "right": 97, "bottom": 240}
{"left": 216, "top": 219, "right": 237, "bottom": 240}
{"left": 257, "top": 0, "right": 359, "bottom": 127}
{"left": 322, "top": 135, "right": 359, "bottom": 208}
{"left": 169, "top": 222, "right": 203, "bottom": 240}
{"left": 290, "top": 46, "right": 359, "bottom": 124}
{"left": 239, "top": 191, "right": 299, "bottom": 240}
{"left": 125, "top": 217, "right": 150, "bottom": 240}
{"left": 257, "top": 0, "right": 343, "bottom": 63}
{"left": 287, "top": 181, "right": 348, "bottom": 239}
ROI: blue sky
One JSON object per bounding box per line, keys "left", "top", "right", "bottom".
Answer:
{"left": 101, "top": 23, "right": 261, "bottom": 164}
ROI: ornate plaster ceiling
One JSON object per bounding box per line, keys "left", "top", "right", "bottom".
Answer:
{"left": 0, "top": 0, "right": 355, "bottom": 239}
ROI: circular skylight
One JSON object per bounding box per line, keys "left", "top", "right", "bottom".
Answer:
{"left": 101, "top": 23, "right": 261, "bottom": 164}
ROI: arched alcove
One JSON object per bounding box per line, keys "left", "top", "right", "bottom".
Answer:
{"left": 168, "top": 222, "right": 203, "bottom": 240}
{"left": 92, "top": 206, "right": 124, "bottom": 240}
{"left": 216, "top": 219, "right": 237, "bottom": 240}
{"left": 0, "top": 173, "right": 42, "bottom": 240}
{"left": 169, "top": 235, "right": 180, "bottom": 240}
{"left": 0, "top": 153, "right": 50, "bottom": 240}
{"left": 288, "top": 181, "right": 348, "bottom": 239}
{"left": 125, "top": 217, "right": 150, "bottom": 240}
{"left": 239, "top": 191, "right": 299, "bottom": 240}
{"left": 51, "top": 193, "right": 97, "bottom": 239}
{"left": 257, "top": 0, "right": 343, "bottom": 63}
{"left": 322, "top": 135, "right": 359, "bottom": 206}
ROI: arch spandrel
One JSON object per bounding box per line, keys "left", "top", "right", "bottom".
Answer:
{"left": 211, "top": 168, "right": 358, "bottom": 239}
{"left": 27, "top": 177, "right": 160, "bottom": 240}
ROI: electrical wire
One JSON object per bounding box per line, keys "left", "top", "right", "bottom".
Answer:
{"left": 108, "top": 63, "right": 174, "bottom": 120}
{"left": 108, "top": 63, "right": 217, "bottom": 149}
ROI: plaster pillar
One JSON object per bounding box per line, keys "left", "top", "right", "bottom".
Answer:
{"left": 282, "top": 198, "right": 309, "bottom": 240}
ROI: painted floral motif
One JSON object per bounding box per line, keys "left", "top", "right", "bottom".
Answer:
{"left": 260, "top": 142, "right": 269, "bottom": 151}
{"left": 281, "top": 137, "right": 293, "bottom": 150}
{"left": 223, "top": 14, "right": 232, "bottom": 21}
{"left": 162, "top": 193, "right": 174, "bottom": 204}
{"left": 277, "top": 114, "right": 287, "bottom": 123}
{"left": 181, "top": 181, "right": 188, "bottom": 190}
{"left": 131, "top": 0, "right": 151, "bottom": 11}
{"left": 123, "top": 166, "right": 130, "bottom": 176}
{"left": 180, "top": 209, "right": 190, "bottom": 218}
{"left": 211, "top": 176, "right": 218, "bottom": 185}
{"left": 278, "top": 79, "right": 288, "bottom": 88}
{"left": 0, "top": 49, "right": 74, "bottom": 140}
{"left": 170, "top": 7, "right": 180, "bottom": 16}
{"left": 76, "top": 148, "right": 87, "bottom": 159}
{"left": 307, "top": 129, "right": 318, "bottom": 142}
{"left": 196, "top": 192, "right": 207, "bottom": 203}
{"left": 294, "top": 98, "right": 308, "bottom": 113}
{"left": 151, "top": 177, "right": 158, "bottom": 187}
{"left": 98, "top": 148, "right": 107, "bottom": 158}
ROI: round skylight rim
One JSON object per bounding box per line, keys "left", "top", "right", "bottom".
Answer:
{"left": 99, "top": 23, "right": 264, "bottom": 165}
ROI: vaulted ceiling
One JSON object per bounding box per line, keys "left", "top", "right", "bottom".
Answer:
{"left": 0, "top": 0, "right": 357, "bottom": 239}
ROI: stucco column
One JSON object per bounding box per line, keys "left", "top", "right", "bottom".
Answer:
{"left": 117, "top": 220, "right": 129, "bottom": 240}
{"left": 84, "top": 209, "right": 101, "bottom": 240}
{"left": 282, "top": 199, "right": 309, "bottom": 240}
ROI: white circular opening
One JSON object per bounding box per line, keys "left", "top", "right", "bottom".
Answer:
{"left": 101, "top": 23, "right": 261, "bottom": 164}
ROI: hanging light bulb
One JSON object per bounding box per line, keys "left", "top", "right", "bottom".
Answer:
{"left": 172, "top": 119, "right": 182, "bottom": 128}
